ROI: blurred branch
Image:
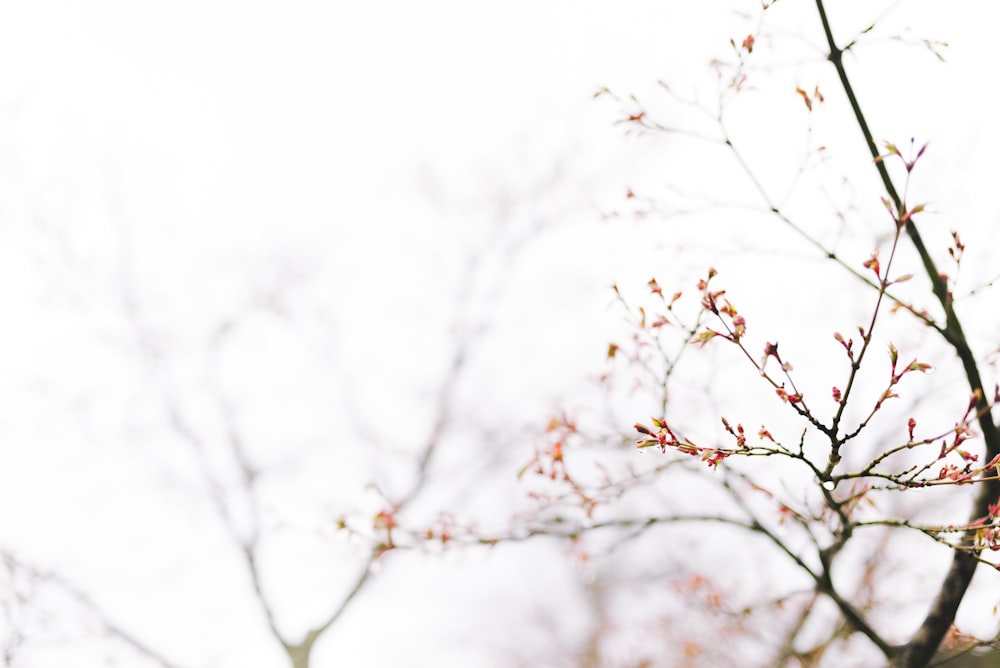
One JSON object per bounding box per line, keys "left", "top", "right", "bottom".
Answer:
{"left": 1, "top": 551, "right": 189, "bottom": 668}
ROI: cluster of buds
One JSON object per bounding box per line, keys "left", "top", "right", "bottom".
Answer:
{"left": 635, "top": 419, "right": 730, "bottom": 470}
{"left": 693, "top": 268, "right": 748, "bottom": 344}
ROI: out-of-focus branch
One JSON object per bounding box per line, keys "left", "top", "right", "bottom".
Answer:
{"left": 772, "top": 589, "right": 822, "bottom": 666}
{"left": 396, "top": 346, "right": 466, "bottom": 512}
{"left": 123, "top": 290, "right": 297, "bottom": 661}
{"left": 1, "top": 551, "right": 189, "bottom": 668}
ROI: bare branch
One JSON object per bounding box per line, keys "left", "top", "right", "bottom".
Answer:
{"left": 1, "top": 552, "right": 189, "bottom": 668}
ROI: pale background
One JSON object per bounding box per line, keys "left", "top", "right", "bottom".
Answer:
{"left": 1, "top": 1, "right": 999, "bottom": 666}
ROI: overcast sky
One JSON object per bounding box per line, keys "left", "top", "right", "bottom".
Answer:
{"left": 2, "top": 2, "right": 1000, "bottom": 666}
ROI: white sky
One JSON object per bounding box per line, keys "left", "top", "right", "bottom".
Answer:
{"left": 2, "top": 1, "right": 1000, "bottom": 666}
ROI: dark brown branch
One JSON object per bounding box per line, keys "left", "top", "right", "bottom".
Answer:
{"left": 814, "top": 2, "right": 1000, "bottom": 665}
{"left": 740, "top": 507, "right": 892, "bottom": 657}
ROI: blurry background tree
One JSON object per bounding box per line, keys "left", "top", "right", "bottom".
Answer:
{"left": 1, "top": 2, "right": 999, "bottom": 668}
{"left": 0, "top": 2, "right": 683, "bottom": 666}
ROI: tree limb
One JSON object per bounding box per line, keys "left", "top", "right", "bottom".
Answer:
{"left": 813, "top": 2, "right": 1000, "bottom": 665}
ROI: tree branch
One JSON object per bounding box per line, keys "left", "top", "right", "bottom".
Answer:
{"left": 1, "top": 552, "right": 190, "bottom": 668}
{"left": 813, "top": 2, "right": 1000, "bottom": 665}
